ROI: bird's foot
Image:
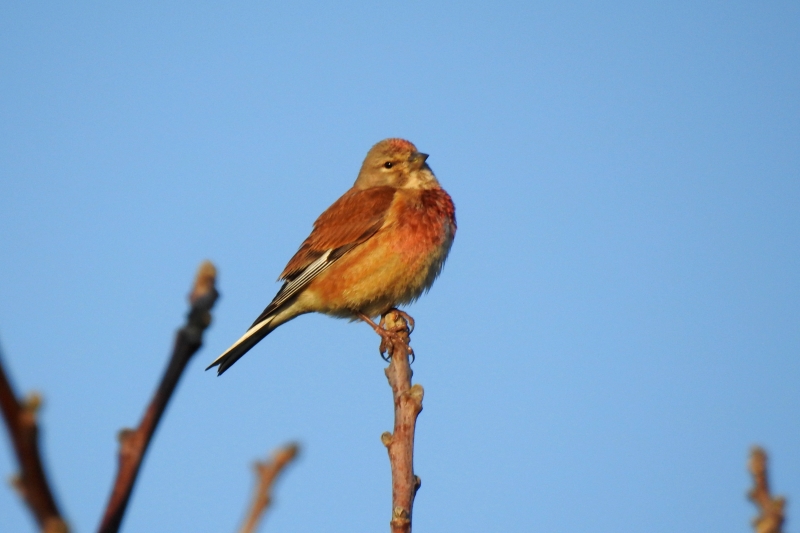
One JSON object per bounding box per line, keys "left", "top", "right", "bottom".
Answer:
{"left": 380, "top": 308, "right": 415, "bottom": 334}
{"left": 357, "top": 312, "right": 395, "bottom": 360}
{"left": 378, "top": 309, "right": 416, "bottom": 362}
{"left": 358, "top": 311, "right": 415, "bottom": 362}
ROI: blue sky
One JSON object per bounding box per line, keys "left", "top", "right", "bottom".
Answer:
{"left": 1, "top": 2, "right": 798, "bottom": 532}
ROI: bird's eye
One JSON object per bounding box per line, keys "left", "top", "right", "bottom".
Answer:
{"left": 384, "top": 161, "right": 393, "bottom": 169}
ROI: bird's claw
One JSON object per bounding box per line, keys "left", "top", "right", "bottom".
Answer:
{"left": 360, "top": 310, "right": 415, "bottom": 363}
{"left": 378, "top": 330, "right": 393, "bottom": 361}
{"left": 378, "top": 337, "right": 414, "bottom": 362}
{"left": 379, "top": 309, "right": 415, "bottom": 363}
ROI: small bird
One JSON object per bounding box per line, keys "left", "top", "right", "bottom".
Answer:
{"left": 207, "top": 138, "right": 456, "bottom": 375}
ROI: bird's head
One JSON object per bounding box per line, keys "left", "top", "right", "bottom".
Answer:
{"left": 354, "top": 138, "right": 440, "bottom": 190}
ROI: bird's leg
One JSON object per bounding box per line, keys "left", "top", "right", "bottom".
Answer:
{"left": 357, "top": 312, "right": 395, "bottom": 360}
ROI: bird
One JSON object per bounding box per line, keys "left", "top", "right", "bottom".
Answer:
{"left": 207, "top": 138, "right": 456, "bottom": 375}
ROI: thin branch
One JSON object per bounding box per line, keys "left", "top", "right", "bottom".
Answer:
{"left": 748, "top": 446, "right": 786, "bottom": 533}
{"left": 238, "top": 442, "right": 300, "bottom": 533}
{"left": 0, "top": 349, "right": 69, "bottom": 533}
{"left": 97, "top": 260, "right": 219, "bottom": 533}
{"left": 380, "top": 311, "right": 423, "bottom": 533}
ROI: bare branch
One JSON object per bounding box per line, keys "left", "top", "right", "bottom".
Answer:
{"left": 97, "top": 260, "right": 219, "bottom": 533}
{"left": 238, "top": 442, "right": 300, "bottom": 533}
{"left": 0, "top": 350, "right": 69, "bottom": 533}
{"left": 380, "top": 310, "right": 423, "bottom": 533}
{"left": 748, "top": 446, "right": 786, "bottom": 533}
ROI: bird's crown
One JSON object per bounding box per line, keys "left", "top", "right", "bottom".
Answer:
{"left": 383, "top": 138, "right": 417, "bottom": 153}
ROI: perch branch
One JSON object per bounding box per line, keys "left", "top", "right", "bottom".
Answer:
{"left": 380, "top": 310, "right": 423, "bottom": 533}
{"left": 748, "top": 446, "right": 785, "bottom": 533}
{"left": 0, "top": 349, "right": 69, "bottom": 533}
{"left": 238, "top": 442, "right": 300, "bottom": 533}
{"left": 97, "top": 260, "right": 219, "bottom": 533}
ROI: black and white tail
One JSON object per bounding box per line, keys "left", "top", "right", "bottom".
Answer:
{"left": 206, "top": 317, "right": 276, "bottom": 375}
{"left": 207, "top": 248, "right": 342, "bottom": 375}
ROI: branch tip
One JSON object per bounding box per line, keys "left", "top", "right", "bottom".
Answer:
{"left": 22, "top": 391, "right": 43, "bottom": 413}
{"left": 98, "top": 262, "right": 219, "bottom": 533}
{"left": 747, "top": 446, "right": 785, "bottom": 533}
{"left": 239, "top": 442, "right": 301, "bottom": 533}
{"left": 190, "top": 260, "right": 217, "bottom": 305}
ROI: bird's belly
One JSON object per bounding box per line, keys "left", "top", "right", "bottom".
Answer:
{"left": 303, "top": 218, "right": 454, "bottom": 318}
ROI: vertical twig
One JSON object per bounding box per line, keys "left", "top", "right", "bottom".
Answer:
{"left": 380, "top": 311, "right": 423, "bottom": 533}
{"left": 0, "top": 349, "right": 69, "bottom": 533}
{"left": 238, "top": 442, "right": 300, "bottom": 533}
{"left": 748, "top": 446, "right": 786, "bottom": 533}
{"left": 97, "top": 261, "right": 219, "bottom": 533}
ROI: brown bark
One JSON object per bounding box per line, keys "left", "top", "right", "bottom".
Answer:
{"left": 238, "top": 442, "right": 300, "bottom": 533}
{"left": 0, "top": 355, "right": 69, "bottom": 533}
{"left": 97, "top": 261, "right": 219, "bottom": 533}
{"left": 748, "top": 446, "right": 785, "bottom": 533}
{"left": 380, "top": 311, "right": 423, "bottom": 533}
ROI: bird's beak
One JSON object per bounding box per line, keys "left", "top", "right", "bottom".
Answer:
{"left": 410, "top": 152, "right": 429, "bottom": 168}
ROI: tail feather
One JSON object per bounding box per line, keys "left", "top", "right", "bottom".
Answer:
{"left": 206, "top": 317, "right": 275, "bottom": 375}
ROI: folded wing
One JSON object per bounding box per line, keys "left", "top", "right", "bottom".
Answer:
{"left": 207, "top": 185, "right": 397, "bottom": 374}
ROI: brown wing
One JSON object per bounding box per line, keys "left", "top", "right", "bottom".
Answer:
{"left": 280, "top": 186, "right": 396, "bottom": 280}
{"left": 248, "top": 186, "right": 396, "bottom": 328}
